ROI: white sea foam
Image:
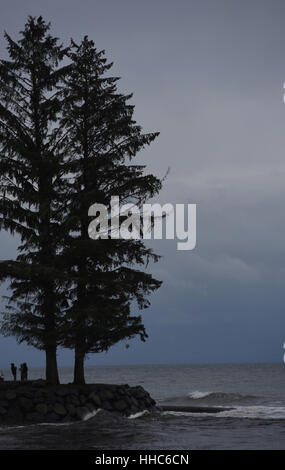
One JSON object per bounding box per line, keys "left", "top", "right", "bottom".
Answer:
{"left": 36, "top": 408, "right": 102, "bottom": 426}
{"left": 188, "top": 391, "right": 212, "bottom": 399}
{"left": 187, "top": 390, "right": 256, "bottom": 401}
{"left": 0, "top": 425, "right": 26, "bottom": 430}
{"left": 128, "top": 410, "right": 149, "bottom": 419}
{"left": 82, "top": 408, "right": 102, "bottom": 421}
{"left": 162, "top": 411, "right": 216, "bottom": 418}
{"left": 38, "top": 422, "right": 72, "bottom": 427}
{"left": 162, "top": 405, "right": 285, "bottom": 420}
{"left": 219, "top": 406, "right": 285, "bottom": 420}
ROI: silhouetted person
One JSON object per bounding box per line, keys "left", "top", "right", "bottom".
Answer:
{"left": 20, "top": 363, "right": 24, "bottom": 381}
{"left": 20, "top": 363, "right": 28, "bottom": 381}
{"left": 23, "top": 363, "right": 28, "bottom": 381}
{"left": 11, "top": 363, "right": 17, "bottom": 381}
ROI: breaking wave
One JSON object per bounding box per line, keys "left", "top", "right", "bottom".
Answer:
{"left": 161, "top": 390, "right": 259, "bottom": 405}
{"left": 162, "top": 405, "right": 285, "bottom": 420}
{"left": 187, "top": 391, "right": 258, "bottom": 401}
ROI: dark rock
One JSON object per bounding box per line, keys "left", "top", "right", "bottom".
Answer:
{"left": 53, "top": 403, "right": 67, "bottom": 416}
{"left": 66, "top": 403, "right": 76, "bottom": 416}
{"left": 45, "top": 412, "right": 60, "bottom": 422}
{"left": 34, "top": 390, "right": 44, "bottom": 400}
{"left": 69, "top": 395, "right": 80, "bottom": 406}
{"left": 5, "top": 405, "right": 23, "bottom": 423}
{"left": 45, "top": 394, "right": 56, "bottom": 405}
{"left": 76, "top": 406, "right": 89, "bottom": 420}
{"left": 114, "top": 399, "right": 128, "bottom": 411}
{"left": 26, "top": 412, "right": 43, "bottom": 423}
{"left": 61, "top": 415, "right": 74, "bottom": 423}
{"left": 88, "top": 392, "right": 101, "bottom": 407}
{"left": 31, "top": 380, "right": 46, "bottom": 388}
{"left": 65, "top": 395, "right": 75, "bottom": 403}
{"left": 55, "top": 388, "right": 71, "bottom": 397}
{"left": 35, "top": 403, "right": 48, "bottom": 415}
{"left": 101, "top": 400, "right": 113, "bottom": 411}
{"left": 21, "top": 391, "right": 34, "bottom": 399}
{"left": 79, "top": 394, "right": 86, "bottom": 404}
{"left": 0, "top": 382, "right": 157, "bottom": 424}
{"left": 0, "top": 400, "right": 9, "bottom": 408}
{"left": 16, "top": 386, "right": 30, "bottom": 394}
{"left": 33, "top": 397, "right": 45, "bottom": 405}
{"left": 103, "top": 390, "right": 114, "bottom": 400}
{"left": 124, "top": 396, "right": 134, "bottom": 406}
{"left": 85, "top": 402, "right": 96, "bottom": 413}
{"left": 130, "top": 397, "right": 139, "bottom": 407}
{"left": 135, "top": 391, "right": 148, "bottom": 399}
{"left": 6, "top": 390, "right": 16, "bottom": 400}
{"left": 129, "top": 405, "right": 139, "bottom": 415}
{"left": 55, "top": 396, "right": 64, "bottom": 404}
{"left": 19, "top": 397, "right": 33, "bottom": 412}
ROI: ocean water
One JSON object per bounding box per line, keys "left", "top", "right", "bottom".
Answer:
{"left": 0, "top": 363, "right": 285, "bottom": 450}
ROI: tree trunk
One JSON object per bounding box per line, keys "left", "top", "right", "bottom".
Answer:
{"left": 73, "top": 347, "right": 85, "bottom": 384}
{"left": 45, "top": 346, "right": 59, "bottom": 384}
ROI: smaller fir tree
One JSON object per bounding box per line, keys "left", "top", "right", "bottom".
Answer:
{"left": 59, "top": 37, "right": 162, "bottom": 384}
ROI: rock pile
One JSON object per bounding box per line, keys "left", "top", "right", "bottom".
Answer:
{"left": 0, "top": 381, "right": 157, "bottom": 425}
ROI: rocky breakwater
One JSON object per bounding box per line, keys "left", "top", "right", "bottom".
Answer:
{"left": 0, "top": 381, "right": 157, "bottom": 425}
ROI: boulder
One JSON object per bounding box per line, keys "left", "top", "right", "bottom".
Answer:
{"left": 0, "top": 400, "right": 9, "bottom": 408}
{"left": 114, "top": 399, "right": 128, "bottom": 411}
{"left": 70, "top": 395, "right": 80, "bottom": 406}
{"left": 5, "top": 405, "right": 23, "bottom": 423}
{"left": 79, "top": 394, "right": 87, "bottom": 404}
{"left": 35, "top": 403, "right": 48, "bottom": 415}
{"left": 55, "top": 388, "right": 71, "bottom": 397}
{"left": 76, "top": 406, "right": 89, "bottom": 420}
{"left": 19, "top": 397, "right": 33, "bottom": 412}
{"left": 130, "top": 397, "right": 139, "bottom": 407}
{"left": 66, "top": 403, "right": 76, "bottom": 416}
{"left": 6, "top": 390, "right": 16, "bottom": 400}
{"left": 85, "top": 402, "right": 96, "bottom": 413}
{"left": 26, "top": 412, "right": 43, "bottom": 423}
{"left": 103, "top": 390, "right": 114, "bottom": 400}
{"left": 129, "top": 405, "right": 140, "bottom": 415}
{"left": 53, "top": 403, "right": 67, "bottom": 416}
{"left": 88, "top": 392, "right": 101, "bottom": 407}
{"left": 21, "top": 390, "right": 34, "bottom": 399}
{"left": 45, "top": 412, "right": 60, "bottom": 422}
{"left": 45, "top": 394, "right": 56, "bottom": 405}
{"left": 30, "top": 380, "right": 46, "bottom": 388}
{"left": 101, "top": 400, "right": 113, "bottom": 411}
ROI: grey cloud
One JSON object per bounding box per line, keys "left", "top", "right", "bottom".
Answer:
{"left": 1, "top": 0, "right": 285, "bottom": 365}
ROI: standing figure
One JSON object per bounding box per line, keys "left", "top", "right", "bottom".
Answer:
{"left": 22, "top": 363, "right": 28, "bottom": 381}
{"left": 10, "top": 363, "right": 17, "bottom": 381}
{"left": 20, "top": 363, "right": 25, "bottom": 381}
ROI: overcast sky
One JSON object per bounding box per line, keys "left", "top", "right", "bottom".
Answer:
{"left": 1, "top": 0, "right": 285, "bottom": 369}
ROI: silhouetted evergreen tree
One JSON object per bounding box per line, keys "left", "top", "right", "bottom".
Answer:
{"left": 59, "top": 38, "right": 162, "bottom": 384}
{"left": 0, "top": 22, "right": 163, "bottom": 385}
{"left": 0, "top": 17, "right": 70, "bottom": 383}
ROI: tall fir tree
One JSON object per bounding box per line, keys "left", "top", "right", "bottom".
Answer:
{"left": 59, "top": 37, "right": 162, "bottom": 384}
{"left": 0, "top": 17, "right": 70, "bottom": 383}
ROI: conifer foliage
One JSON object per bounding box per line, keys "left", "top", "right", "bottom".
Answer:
{"left": 0, "top": 18, "right": 162, "bottom": 384}
{"left": 59, "top": 38, "right": 162, "bottom": 383}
